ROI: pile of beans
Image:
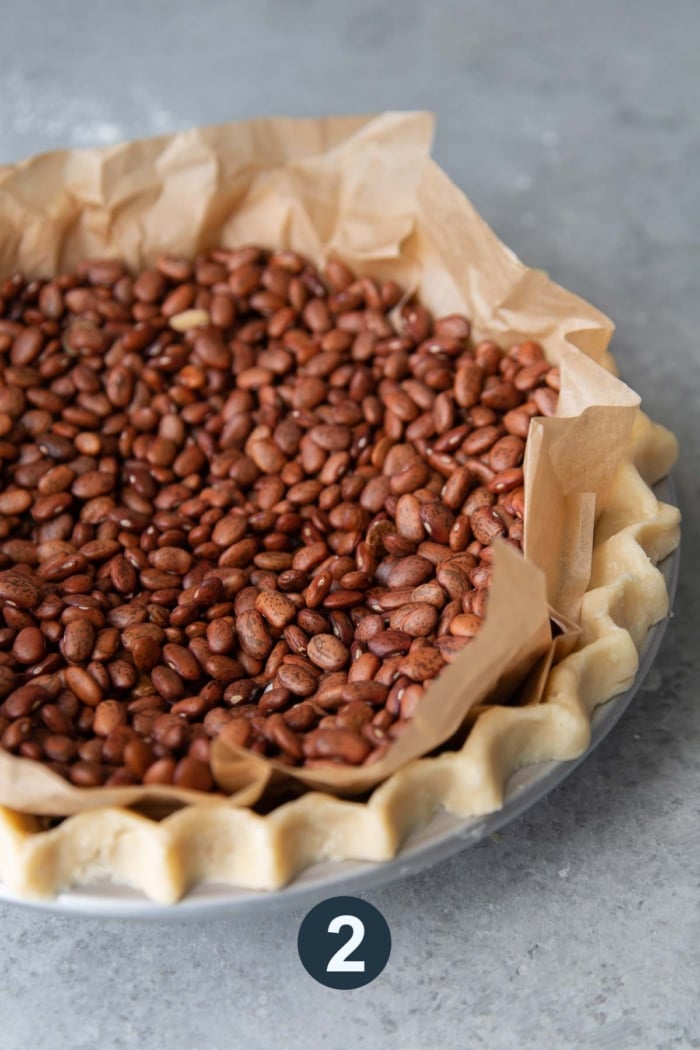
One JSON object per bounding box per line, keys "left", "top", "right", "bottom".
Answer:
{"left": 0, "top": 248, "right": 559, "bottom": 790}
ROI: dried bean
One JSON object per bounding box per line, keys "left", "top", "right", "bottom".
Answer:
{"left": 0, "top": 246, "right": 555, "bottom": 783}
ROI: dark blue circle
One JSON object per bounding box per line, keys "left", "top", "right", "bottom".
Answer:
{"left": 297, "top": 895, "right": 391, "bottom": 989}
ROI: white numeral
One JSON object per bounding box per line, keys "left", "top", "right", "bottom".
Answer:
{"left": 326, "top": 914, "right": 366, "bottom": 972}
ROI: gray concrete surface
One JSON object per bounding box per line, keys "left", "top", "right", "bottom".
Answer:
{"left": 0, "top": 1, "right": 698, "bottom": 1047}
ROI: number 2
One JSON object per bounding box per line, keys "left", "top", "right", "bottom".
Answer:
{"left": 326, "top": 914, "right": 366, "bottom": 972}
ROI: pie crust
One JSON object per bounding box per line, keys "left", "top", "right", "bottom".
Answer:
{"left": 0, "top": 118, "right": 681, "bottom": 902}
{"left": 0, "top": 405, "right": 679, "bottom": 902}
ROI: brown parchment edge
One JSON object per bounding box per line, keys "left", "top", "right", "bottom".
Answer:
{"left": 523, "top": 344, "right": 641, "bottom": 621}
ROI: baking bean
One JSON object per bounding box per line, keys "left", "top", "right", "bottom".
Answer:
{"left": 305, "top": 571, "right": 332, "bottom": 609}
{"left": 395, "top": 493, "right": 424, "bottom": 542}
{"left": 124, "top": 738, "right": 156, "bottom": 779}
{"left": 420, "top": 503, "right": 454, "bottom": 545}
{"left": 338, "top": 571, "right": 372, "bottom": 593}
{"left": 143, "top": 758, "right": 176, "bottom": 785}
{"left": 69, "top": 761, "right": 106, "bottom": 787}
{"left": 335, "top": 700, "right": 375, "bottom": 731}
{"left": 481, "top": 380, "right": 522, "bottom": 412}
{"left": 470, "top": 506, "right": 507, "bottom": 545}
{"left": 218, "top": 718, "right": 252, "bottom": 749}
{"left": 151, "top": 547, "right": 193, "bottom": 575}
{"left": 399, "top": 683, "right": 424, "bottom": 720}
{"left": 389, "top": 603, "right": 439, "bottom": 637}
{"left": 509, "top": 340, "right": 545, "bottom": 366}
{"left": 302, "top": 728, "right": 371, "bottom": 765}
{"left": 206, "top": 618, "right": 234, "bottom": 654}
{"left": 307, "top": 634, "right": 349, "bottom": 672}
{"left": 201, "top": 654, "right": 242, "bottom": 684}
{"left": 173, "top": 756, "right": 213, "bottom": 791}
{"left": 454, "top": 362, "right": 483, "bottom": 408}
{"left": 101, "top": 725, "right": 135, "bottom": 764}
{"left": 169, "top": 696, "right": 207, "bottom": 720}
{"left": 60, "top": 618, "right": 95, "bottom": 663}
{"left": 281, "top": 701, "right": 317, "bottom": 733}
{"left": 103, "top": 768, "right": 138, "bottom": 787}
{"left": 0, "top": 489, "right": 32, "bottom": 515}
{"left": 151, "top": 665, "right": 185, "bottom": 702}
{"left": 110, "top": 556, "right": 137, "bottom": 595}
{"left": 450, "top": 613, "right": 482, "bottom": 638}
{"left": 236, "top": 610, "right": 273, "bottom": 660}
{"left": 368, "top": 630, "right": 413, "bottom": 658}
{"left": 258, "top": 687, "right": 292, "bottom": 716}
{"left": 0, "top": 667, "right": 17, "bottom": 699}
{"left": 387, "top": 555, "right": 433, "bottom": 589}
{"left": 372, "top": 587, "right": 413, "bottom": 612}
{"left": 161, "top": 643, "right": 200, "bottom": 681}
{"left": 399, "top": 647, "right": 445, "bottom": 682}
{"left": 0, "top": 569, "right": 41, "bottom": 609}
{"left": 472, "top": 585, "right": 491, "bottom": 618}
{"left": 441, "top": 466, "right": 472, "bottom": 511}
{"left": 64, "top": 665, "right": 102, "bottom": 706}
{"left": 12, "top": 627, "right": 45, "bottom": 664}
{"left": 292, "top": 541, "right": 327, "bottom": 574}
{"left": 277, "top": 663, "right": 317, "bottom": 698}
{"left": 544, "top": 368, "right": 560, "bottom": 391}
{"left": 152, "top": 713, "right": 189, "bottom": 751}
{"left": 321, "top": 589, "right": 364, "bottom": 610}
{"left": 2, "top": 717, "right": 33, "bottom": 751}
{"left": 488, "top": 467, "right": 524, "bottom": 494}
{"left": 43, "top": 734, "right": 77, "bottom": 762}
{"left": 41, "top": 701, "right": 74, "bottom": 734}
{"left": 263, "top": 713, "right": 303, "bottom": 761}
{"left": 3, "top": 683, "right": 47, "bottom": 719}
{"left": 347, "top": 652, "right": 381, "bottom": 684}
{"left": 488, "top": 435, "right": 525, "bottom": 472}
{"left": 188, "top": 737, "right": 210, "bottom": 769}
{"left": 532, "top": 386, "right": 558, "bottom": 416}
{"left": 514, "top": 361, "right": 550, "bottom": 391}
{"left": 93, "top": 699, "right": 127, "bottom": 737}
{"left": 254, "top": 590, "right": 297, "bottom": 629}
{"left": 105, "top": 658, "right": 136, "bottom": 691}
{"left": 130, "top": 635, "right": 161, "bottom": 672}
{"left": 0, "top": 247, "right": 555, "bottom": 783}
{"left": 389, "top": 460, "right": 430, "bottom": 495}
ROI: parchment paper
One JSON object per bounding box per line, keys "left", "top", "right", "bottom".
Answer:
{"left": 0, "top": 111, "right": 637, "bottom": 812}
{"left": 523, "top": 346, "right": 640, "bottom": 620}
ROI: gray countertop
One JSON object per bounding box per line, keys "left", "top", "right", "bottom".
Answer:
{"left": 0, "top": 1, "right": 698, "bottom": 1047}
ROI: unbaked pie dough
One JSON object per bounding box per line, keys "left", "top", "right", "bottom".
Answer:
{"left": 0, "top": 119, "right": 681, "bottom": 903}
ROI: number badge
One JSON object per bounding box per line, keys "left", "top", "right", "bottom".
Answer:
{"left": 297, "top": 896, "right": 392, "bottom": 989}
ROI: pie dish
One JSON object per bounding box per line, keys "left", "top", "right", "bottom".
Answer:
{"left": 0, "top": 114, "right": 680, "bottom": 903}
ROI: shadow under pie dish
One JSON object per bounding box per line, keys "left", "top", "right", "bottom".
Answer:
{"left": 0, "top": 113, "right": 680, "bottom": 903}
